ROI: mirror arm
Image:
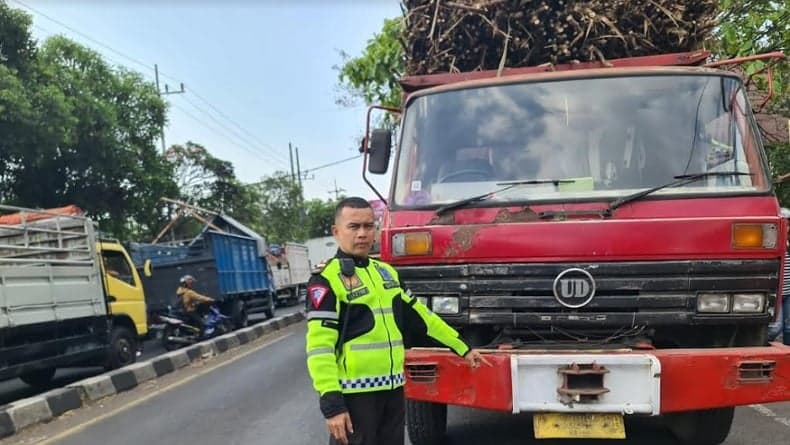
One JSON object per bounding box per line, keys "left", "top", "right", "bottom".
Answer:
{"left": 363, "top": 104, "right": 400, "bottom": 205}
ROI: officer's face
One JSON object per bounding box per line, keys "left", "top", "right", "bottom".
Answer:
{"left": 333, "top": 207, "right": 376, "bottom": 257}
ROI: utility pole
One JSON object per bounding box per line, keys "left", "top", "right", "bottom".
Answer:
{"left": 295, "top": 147, "right": 303, "bottom": 189}
{"left": 155, "top": 64, "right": 185, "bottom": 155}
{"left": 328, "top": 180, "right": 346, "bottom": 200}
{"left": 288, "top": 142, "right": 295, "bottom": 184}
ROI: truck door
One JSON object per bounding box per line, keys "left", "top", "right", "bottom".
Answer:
{"left": 100, "top": 246, "right": 148, "bottom": 336}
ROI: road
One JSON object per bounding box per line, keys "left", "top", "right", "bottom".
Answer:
{"left": 0, "top": 306, "right": 301, "bottom": 407}
{"left": 8, "top": 321, "right": 790, "bottom": 445}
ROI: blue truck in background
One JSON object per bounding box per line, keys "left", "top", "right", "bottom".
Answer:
{"left": 128, "top": 226, "right": 277, "bottom": 330}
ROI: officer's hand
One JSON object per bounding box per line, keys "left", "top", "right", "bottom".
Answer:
{"left": 464, "top": 349, "right": 491, "bottom": 369}
{"left": 326, "top": 412, "right": 354, "bottom": 445}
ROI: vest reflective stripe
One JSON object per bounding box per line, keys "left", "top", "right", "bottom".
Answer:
{"left": 307, "top": 347, "right": 335, "bottom": 357}
{"left": 307, "top": 311, "right": 338, "bottom": 320}
{"left": 340, "top": 373, "right": 406, "bottom": 390}
{"left": 378, "top": 307, "right": 393, "bottom": 315}
{"left": 349, "top": 339, "right": 404, "bottom": 351}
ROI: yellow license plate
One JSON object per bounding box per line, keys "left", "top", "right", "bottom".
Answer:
{"left": 533, "top": 413, "right": 626, "bottom": 439}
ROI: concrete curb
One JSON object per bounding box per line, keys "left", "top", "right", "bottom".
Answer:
{"left": 0, "top": 311, "right": 305, "bottom": 440}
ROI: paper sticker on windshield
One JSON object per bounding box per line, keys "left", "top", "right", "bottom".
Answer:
{"left": 411, "top": 180, "right": 422, "bottom": 192}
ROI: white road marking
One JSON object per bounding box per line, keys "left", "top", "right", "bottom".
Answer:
{"left": 750, "top": 404, "right": 790, "bottom": 429}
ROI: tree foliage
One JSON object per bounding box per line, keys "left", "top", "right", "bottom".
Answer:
{"left": 715, "top": 0, "right": 790, "bottom": 205}
{"left": 335, "top": 18, "right": 404, "bottom": 109}
{"left": 1, "top": 2, "right": 178, "bottom": 238}
{"left": 254, "top": 172, "right": 306, "bottom": 243}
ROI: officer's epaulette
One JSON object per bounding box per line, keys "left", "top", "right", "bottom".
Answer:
{"left": 310, "top": 257, "right": 335, "bottom": 275}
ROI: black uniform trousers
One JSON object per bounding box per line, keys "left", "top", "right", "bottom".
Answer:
{"left": 329, "top": 387, "right": 405, "bottom": 445}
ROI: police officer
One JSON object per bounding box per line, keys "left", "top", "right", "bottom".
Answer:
{"left": 305, "top": 197, "right": 488, "bottom": 445}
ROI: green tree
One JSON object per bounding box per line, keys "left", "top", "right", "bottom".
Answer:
{"left": 304, "top": 198, "right": 339, "bottom": 238}
{"left": 335, "top": 17, "right": 404, "bottom": 109}
{"left": 0, "top": 2, "right": 178, "bottom": 238}
{"left": 255, "top": 172, "right": 306, "bottom": 243}
{"left": 715, "top": 0, "right": 790, "bottom": 206}
{"left": 164, "top": 141, "right": 264, "bottom": 238}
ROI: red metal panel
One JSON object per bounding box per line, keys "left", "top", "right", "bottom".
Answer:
{"left": 656, "top": 344, "right": 790, "bottom": 412}
{"left": 381, "top": 197, "right": 784, "bottom": 265}
{"left": 405, "top": 345, "right": 790, "bottom": 413}
{"left": 399, "top": 51, "right": 711, "bottom": 92}
{"left": 405, "top": 350, "right": 513, "bottom": 412}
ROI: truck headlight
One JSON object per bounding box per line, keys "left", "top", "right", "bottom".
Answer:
{"left": 697, "top": 293, "right": 730, "bottom": 313}
{"left": 732, "top": 293, "right": 765, "bottom": 313}
{"left": 392, "top": 232, "right": 432, "bottom": 256}
{"left": 432, "top": 296, "right": 459, "bottom": 314}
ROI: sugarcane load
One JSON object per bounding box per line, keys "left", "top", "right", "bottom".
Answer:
{"left": 401, "top": 0, "right": 719, "bottom": 75}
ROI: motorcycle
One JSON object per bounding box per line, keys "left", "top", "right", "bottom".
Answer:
{"left": 158, "top": 304, "right": 234, "bottom": 351}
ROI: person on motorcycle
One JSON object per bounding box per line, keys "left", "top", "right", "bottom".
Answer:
{"left": 177, "top": 274, "right": 215, "bottom": 337}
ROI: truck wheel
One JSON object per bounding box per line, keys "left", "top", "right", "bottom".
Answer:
{"left": 106, "top": 326, "right": 137, "bottom": 370}
{"left": 231, "top": 300, "right": 248, "bottom": 330}
{"left": 667, "top": 407, "right": 735, "bottom": 445}
{"left": 264, "top": 294, "right": 276, "bottom": 319}
{"left": 406, "top": 400, "right": 447, "bottom": 445}
{"left": 19, "top": 368, "right": 56, "bottom": 387}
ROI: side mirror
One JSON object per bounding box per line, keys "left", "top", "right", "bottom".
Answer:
{"left": 368, "top": 129, "right": 392, "bottom": 174}
{"left": 143, "top": 259, "right": 153, "bottom": 278}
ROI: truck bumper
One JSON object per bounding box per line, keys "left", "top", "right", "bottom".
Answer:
{"left": 404, "top": 343, "right": 790, "bottom": 414}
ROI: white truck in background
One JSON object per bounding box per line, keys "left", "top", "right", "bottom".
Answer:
{"left": 267, "top": 242, "right": 310, "bottom": 306}
{"left": 305, "top": 236, "right": 338, "bottom": 269}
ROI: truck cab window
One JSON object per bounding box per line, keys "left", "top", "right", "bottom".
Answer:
{"left": 102, "top": 251, "right": 135, "bottom": 286}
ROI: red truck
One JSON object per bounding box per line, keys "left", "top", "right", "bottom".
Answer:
{"left": 361, "top": 51, "right": 789, "bottom": 444}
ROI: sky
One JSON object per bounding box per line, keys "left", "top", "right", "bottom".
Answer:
{"left": 12, "top": 0, "right": 399, "bottom": 201}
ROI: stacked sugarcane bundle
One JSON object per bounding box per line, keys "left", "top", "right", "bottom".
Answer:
{"left": 401, "top": 0, "right": 719, "bottom": 75}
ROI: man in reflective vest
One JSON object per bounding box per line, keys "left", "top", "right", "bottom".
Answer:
{"left": 306, "top": 197, "right": 488, "bottom": 445}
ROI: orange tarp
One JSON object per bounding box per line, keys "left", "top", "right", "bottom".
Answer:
{"left": 0, "top": 205, "right": 84, "bottom": 225}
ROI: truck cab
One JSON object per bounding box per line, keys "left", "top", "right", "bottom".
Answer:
{"left": 99, "top": 240, "right": 150, "bottom": 340}
{"left": 362, "top": 51, "right": 790, "bottom": 445}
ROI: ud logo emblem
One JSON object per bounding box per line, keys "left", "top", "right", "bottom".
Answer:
{"left": 552, "top": 268, "right": 596, "bottom": 309}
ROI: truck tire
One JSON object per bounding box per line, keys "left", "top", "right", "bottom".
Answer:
{"left": 667, "top": 407, "right": 735, "bottom": 445}
{"left": 19, "top": 368, "right": 56, "bottom": 387}
{"left": 406, "top": 400, "right": 447, "bottom": 445}
{"left": 231, "top": 300, "right": 248, "bottom": 330}
{"left": 264, "top": 294, "right": 276, "bottom": 319}
{"left": 106, "top": 326, "right": 137, "bottom": 370}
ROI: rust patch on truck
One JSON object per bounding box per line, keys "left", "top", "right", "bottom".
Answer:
{"left": 428, "top": 212, "right": 455, "bottom": 226}
{"left": 492, "top": 207, "right": 538, "bottom": 223}
{"left": 445, "top": 226, "right": 477, "bottom": 257}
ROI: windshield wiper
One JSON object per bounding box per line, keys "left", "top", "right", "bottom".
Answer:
{"left": 434, "top": 179, "right": 577, "bottom": 216}
{"left": 605, "top": 171, "right": 752, "bottom": 216}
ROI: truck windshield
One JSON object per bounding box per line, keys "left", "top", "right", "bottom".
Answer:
{"left": 393, "top": 74, "right": 769, "bottom": 207}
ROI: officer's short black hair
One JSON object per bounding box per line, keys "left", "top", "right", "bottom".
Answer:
{"left": 335, "top": 197, "right": 372, "bottom": 220}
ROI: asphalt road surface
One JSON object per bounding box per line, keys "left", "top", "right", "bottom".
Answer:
{"left": 0, "top": 307, "right": 301, "bottom": 407}
{"left": 9, "top": 322, "right": 789, "bottom": 445}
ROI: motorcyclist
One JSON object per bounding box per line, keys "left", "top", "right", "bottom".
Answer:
{"left": 177, "top": 274, "right": 215, "bottom": 337}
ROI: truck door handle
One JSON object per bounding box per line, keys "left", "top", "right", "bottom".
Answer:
{"left": 107, "top": 295, "right": 117, "bottom": 302}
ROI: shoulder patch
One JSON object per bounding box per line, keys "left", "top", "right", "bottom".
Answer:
{"left": 308, "top": 284, "right": 329, "bottom": 309}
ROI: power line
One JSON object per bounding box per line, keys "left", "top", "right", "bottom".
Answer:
{"left": 303, "top": 155, "right": 362, "bottom": 173}
{"left": 11, "top": 0, "right": 155, "bottom": 74}
{"left": 178, "top": 95, "right": 288, "bottom": 167}
{"left": 169, "top": 101, "right": 280, "bottom": 164}
{"left": 188, "top": 89, "right": 289, "bottom": 163}
{"left": 13, "top": 0, "right": 290, "bottom": 165}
